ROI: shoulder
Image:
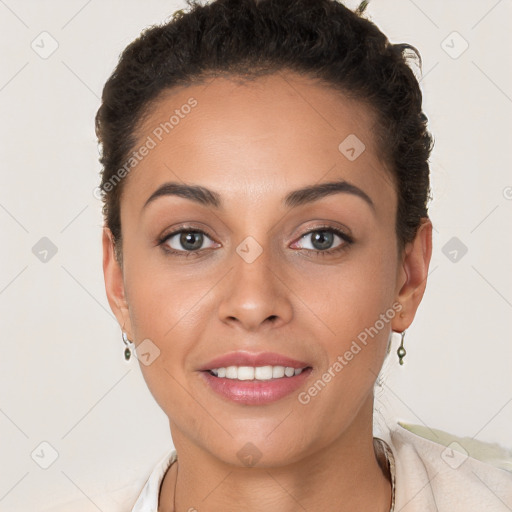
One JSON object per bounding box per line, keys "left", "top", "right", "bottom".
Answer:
{"left": 131, "top": 448, "right": 177, "bottom": 512}
{"left": 381, "top": 422, "right": 512, "bottom": 511}
{"left": 39, "top": 450, "right": 177, "bottom": 512}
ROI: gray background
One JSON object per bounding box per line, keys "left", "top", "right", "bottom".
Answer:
{"left": 1, "top": 0, "right": 511, "bottom": 510}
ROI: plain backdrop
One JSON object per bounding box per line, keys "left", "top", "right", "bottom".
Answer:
{"left": 1, "top": 0, "right": 511, "bottom": 510}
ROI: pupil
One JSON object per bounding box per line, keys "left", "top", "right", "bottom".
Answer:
{"left": 312, "top": 231, "right": 333, "bottom": 250}
{"left": 181, "top": 232, "right": 203, "bottom": 250}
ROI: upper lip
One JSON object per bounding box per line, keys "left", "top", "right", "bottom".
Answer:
{"left": 199, "top": 351, "right": 311, "bottom": 371}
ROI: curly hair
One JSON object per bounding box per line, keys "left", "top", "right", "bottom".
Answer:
{"left": 95, "top": 0, "right": 433, "bottom": 265}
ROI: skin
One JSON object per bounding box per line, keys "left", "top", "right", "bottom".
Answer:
{"left": 103, "top": 71, "right": 432, "bottom": 512}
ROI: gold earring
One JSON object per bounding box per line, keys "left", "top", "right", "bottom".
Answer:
{"left": 397, "top": 331, "right": 406, "bottom": 365}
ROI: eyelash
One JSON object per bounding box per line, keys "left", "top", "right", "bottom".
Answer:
{"left": 157, "top": 224, "right": 354, "bottom": 258}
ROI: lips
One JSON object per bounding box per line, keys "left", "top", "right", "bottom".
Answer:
{"left": 200, "top": 368, "right": 312, "bottom": 405}
{"left": 199, "top": 351, "right": 310, "bottom": 371}
{"left": 198, "top": 351, "right": 313, "bottom": 405}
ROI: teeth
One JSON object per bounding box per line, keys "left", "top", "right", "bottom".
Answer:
{"left": 284, "top": 367, "right": 295, "bottom": 377}
{"left": 255, "top": 366, "right": 273, "bottom": 380}
{"left": 237, "top": 366, "right": 254, "bottom": 381}
{"left": 209, "top": 365, "right": 306, "bottom": 380}
{"left": 272, "top": 366, "right": 285, "bottom": 378}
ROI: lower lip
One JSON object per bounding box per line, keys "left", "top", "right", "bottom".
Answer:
{"left": 200, "top": 368, "right": 312, "bottom": 405}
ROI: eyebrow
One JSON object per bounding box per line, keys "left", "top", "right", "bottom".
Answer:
{"left": 142, "top": 179, "right": 375, "bottom": 212}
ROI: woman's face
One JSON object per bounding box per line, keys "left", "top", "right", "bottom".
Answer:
{"left": 103, "top": 71, "right": 431, "bottom": 467}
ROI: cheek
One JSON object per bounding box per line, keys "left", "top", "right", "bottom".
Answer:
{"left": 298, "top": 255, "right": 397, "bottom": 415}
{"left": 305, "top": 238, "right": 399, "bottom": 401}
{"left": 309, "top": 243, "right": 398, "bottom": 341}
{"left": 123, "top": 260, "right": 205, "bottom": 421}
{"left": 123, "top": 238, "right": 204, "bottom": 337}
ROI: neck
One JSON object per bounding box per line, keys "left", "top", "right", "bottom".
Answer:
{"left": 159, "top": 399, "right": 392, "bottom": 512}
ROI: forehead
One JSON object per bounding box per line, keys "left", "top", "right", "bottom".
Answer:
{"left": 124, "top": 71, "right": 395, "bottom": 215}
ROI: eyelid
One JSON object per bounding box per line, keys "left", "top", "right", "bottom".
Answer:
{"left": 157, "top": 223, "right": 354, "bottom": 256}
{"left": 291, "top": 225, "right": 353, "bottom": 251}
{"left": 297, "top": 224, "right": 353, "bottom": 242}
{"left": 157, "top": 224, "right": 219, "bottom": 251}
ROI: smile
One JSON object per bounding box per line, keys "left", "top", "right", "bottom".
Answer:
{"left": 199, "top": 359, "right": 312, "bottom": 405}
{"left": 209, "top": 365, "right": 306, "bottom": 380}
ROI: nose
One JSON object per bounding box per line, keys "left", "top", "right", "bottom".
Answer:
{"left": 217, "top": 239, "right": 293, "bottom": 332}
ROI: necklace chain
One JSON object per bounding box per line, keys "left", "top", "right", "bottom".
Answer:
{"left": 173, "top": 462, "right": 178, "bottom": 511}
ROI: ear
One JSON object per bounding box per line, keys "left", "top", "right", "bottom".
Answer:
{"left": 391, "top": 218, "right": 433, "bottom": 332}
{"left": 102, "top": 227, "right": 133, "bottom": 338}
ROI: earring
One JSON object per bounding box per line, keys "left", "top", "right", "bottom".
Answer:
{"left": 122, "top": 331, "right": 134, "bottom": 362}
{"left": 397, "top": 331, "right": 406, "bottom": 365}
